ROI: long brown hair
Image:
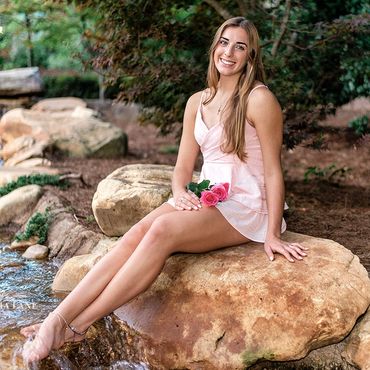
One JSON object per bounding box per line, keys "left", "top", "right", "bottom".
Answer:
{"left": 204, "top": 17, "right": 266, "bottom": 161}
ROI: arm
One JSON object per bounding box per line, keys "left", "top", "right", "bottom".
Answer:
{"left": 171, "top": 92, "right": 203, "bottom": 211}
{"left": 247, "top": 88, "right": 308, "bottom": 261}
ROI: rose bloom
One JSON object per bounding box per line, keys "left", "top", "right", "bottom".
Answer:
{"left": 200, "top": 190, "right": 219, "bottom": 207}
{"left": 211, "top": 183, "right": 229, "bottom": 202}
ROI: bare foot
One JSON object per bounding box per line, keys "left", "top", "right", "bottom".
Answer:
{"left": 22, "top": 312, "right": 67, "bottom": 363}
{"left": 21, "top": 322, "right": 86, "bottom": 343}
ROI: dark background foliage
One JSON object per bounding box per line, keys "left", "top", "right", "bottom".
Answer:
{"left": 1, "top": 1, "right": 369, "bottom": 145}
{"left": 75, "top": 0, "right": 369, "bottom": 146}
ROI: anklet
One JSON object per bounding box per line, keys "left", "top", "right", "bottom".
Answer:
{"left": 52, "top": 311, "right": 88, "bottom": 337}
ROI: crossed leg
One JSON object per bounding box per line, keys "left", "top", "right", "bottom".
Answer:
{"left": 22, "top": 204, "right": 248, "bottom": 362}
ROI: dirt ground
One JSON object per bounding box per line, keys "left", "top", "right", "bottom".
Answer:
{"left": 49, "top": 99, "right": 370, "bottom": 272}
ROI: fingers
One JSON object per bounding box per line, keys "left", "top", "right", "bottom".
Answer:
{"left": 264, "top": 245, "right": 275, "bottom": 261}
{"left": 265, "top": 240, "right": 309, "bottom": 263}
{"left": 175, "top": 191, "right": 202, "bottom": 211}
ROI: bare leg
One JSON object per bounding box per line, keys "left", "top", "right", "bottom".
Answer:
{"left": 22, "top": 203, "right": 177, "bottom": 361}
{"left": 23, "top": 206, "right": 247, "bottom": 362}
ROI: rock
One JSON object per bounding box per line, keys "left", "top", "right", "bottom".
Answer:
{"left": 12, "top": 157, "right": 52, "bottom": 168}
{"left": 108, "top": 232, "right": 370, "bottom": 369}
{"left": 0, "top": 108, "right": 127, "bottom": 158}
{"left": 92, "top": 164, "right": 180, "bottom": 236}
{"left": 0, "top": 67, "right": 42, "bottom": 96}
{"left": 71, "top": 106, "right": 97, "bottom": 118}
{"left": 52, "top": 237, "right": 117, "bottom": 292}
{"left": 0, "top": 185, "right": 43, "bottom": 226}
{"left": 4, "top": 140, "right": 50, "bottom": 167}
{"left": 31, "top": 97, "right": 87, "bottom": 112}
{"left": 10, "top": 236, "right": 39, "bottom": 250}
{"left": 0, "top": 135, "right": 35, "bottom": 160}
{"left": 22, "top": 244, "right": 48, "bottom": 259}
{"left": 31, "top": 191, "right": 103, "bottom": 261}
{"left": 342, "top": 308, "right": 370, "bottom": 369}
{"left": 0, "top": 167, "right": 59, "bottom": 186}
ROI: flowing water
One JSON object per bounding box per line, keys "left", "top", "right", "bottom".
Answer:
{"left": 0, "top": 241, "right": 148, "bottom": 370}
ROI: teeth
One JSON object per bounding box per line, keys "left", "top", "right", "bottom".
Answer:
{"left": 220, "top": 58, "right": 235, "bottom": 65}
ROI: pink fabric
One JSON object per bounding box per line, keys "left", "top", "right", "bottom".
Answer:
{"left": 167, "top": 85, "right": 287, "bottom": 242}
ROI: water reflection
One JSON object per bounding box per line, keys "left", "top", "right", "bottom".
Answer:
{"left": 0, "top": 242, "right": 60, "bottom": 368}
{"left": 0, "top": 243, "right": 149, "bottom": 370}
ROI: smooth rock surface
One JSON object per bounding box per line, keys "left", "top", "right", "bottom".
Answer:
{"left": 110, "top": 231, "right": 370, "bottom": 369}
{"left": 31, "top": 97, "right": 87, "bottom": 112}
{"left": 0, "top": 67, "right": 42, "bottom": 96}
{"left": 12, "top": 157, "right": 52, "bottom": 168}
{"left": 52, "top": 238, "right": 117, "bottom": 292}
{"left": 342, "top": 308, "right": 370, "bottom": 369}
{"left": 0, "top": 135, "right": 35, "bottom": 160}
{"left": 10, "top": 236, "right": 39, "bottom": 250}
{"left": 0, "top": 167, "right": 59, "bottom": 186}
{"left": 92, "top": 164, "right": 194, "bottom": 236}
{"left": 22, "top": 244, "right": 48, "bottom": 259}
{"left": 0, "top": 108, "right": 127, "bottom": 158}
{"left": 0, "top": 185, "right": 43, "bottom": 226}
{"left": 4, "top": 140, "right": 50, "bottom": 167}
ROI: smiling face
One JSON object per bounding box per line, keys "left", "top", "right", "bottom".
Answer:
{"left": 213, "top": 26, "right": 249, "bottom": 77}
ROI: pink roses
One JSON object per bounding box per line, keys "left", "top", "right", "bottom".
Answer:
{"left": 200, "top": 183, "right": 229, "bottom": 207}
{"left": 186, "top": 180, "right": 229, "bottom": 207}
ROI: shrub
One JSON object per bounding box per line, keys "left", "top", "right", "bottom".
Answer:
{"left": 348, "top": 115, "right": 369, "bottom": 136}
{"left": 42, "top": 74, "right": 99, "bottom": 99}
{"left": 15, "top": 208, "right": 52, "bottom": 244}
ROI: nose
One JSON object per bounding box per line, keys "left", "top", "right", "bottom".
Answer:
{"left": 224, "top": 44, "right": 233, "bottom": 57}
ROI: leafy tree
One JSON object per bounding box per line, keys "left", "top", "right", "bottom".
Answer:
{"left": 75, "top": 0, "right": 369, "bottom": 145}
{"left": 0, "top": 0, "right": 96, "bottom": 71}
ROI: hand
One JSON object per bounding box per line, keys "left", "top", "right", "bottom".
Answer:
{"left": 264, "top": 235, "right": 308, "bottom": 262}
{"left": 174, "top": 190, "right": 202, "bottom": 211}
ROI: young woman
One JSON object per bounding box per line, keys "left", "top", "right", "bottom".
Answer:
{"left": 21, "top": 16, "right": 307, "bottom": 362}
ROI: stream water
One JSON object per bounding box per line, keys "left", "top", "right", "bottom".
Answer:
{"left": 0, "top": 240, "right": 149, "bottom": 370}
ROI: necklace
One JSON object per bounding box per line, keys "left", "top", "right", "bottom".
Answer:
{"left": 217, "top": 95, "right": 228, "bottom": 115}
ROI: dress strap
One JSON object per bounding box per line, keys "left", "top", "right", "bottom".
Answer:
{"left": 247, "top": 84, "right": 268, "bottom": 101}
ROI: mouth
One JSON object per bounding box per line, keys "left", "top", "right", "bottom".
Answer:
{"left": 220, "top": 58, "right": 236, "bottom": 66}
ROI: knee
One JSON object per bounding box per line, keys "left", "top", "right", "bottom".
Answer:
{"left": 118, "top": 221, "right": 149, "bottom": 247}
{"left": 146, "top": 216, "right": 177, "bottom": 250}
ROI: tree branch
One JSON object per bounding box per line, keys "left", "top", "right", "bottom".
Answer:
{"left": 236, "top": 0, "right": 248, "bottom": 17}
{"left": 203, "top": 0, "right": 232, "bottom": 20}
{"left": 271, "top": 0, "right": 291, "bottom": 57}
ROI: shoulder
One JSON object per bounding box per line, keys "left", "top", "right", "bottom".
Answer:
{"left": 187, "top": 90, "right": 203, "bottom": 108}
{"left": 247, "top": 84, "right": 282, "bottom": 126}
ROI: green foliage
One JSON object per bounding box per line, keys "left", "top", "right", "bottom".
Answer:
{"left": 0, "top": 0, "right": 97, "bottom": 71}
{"left": 304, "top": 163, "right": 351, "bottom": 183}
{"left": 42, "top": 73, "right": 99, "bottom": 99}
{"left": 75, "top": 0, "right": 369, "bottom": 143}
{"left": 186, "top": 180, "right": 211, "bottom": 197}
{"left": 0, "top": 174, "right": 69, "bottom": 197}
{"left": 15, "top": 208, "right": 52, "bottom": 244}
{"left": 348, "top": 115, "right": 369, "bottom": 135}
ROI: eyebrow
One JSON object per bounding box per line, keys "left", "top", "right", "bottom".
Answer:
{"left": 220, "top": 36, "right": 247, "bottom": 47}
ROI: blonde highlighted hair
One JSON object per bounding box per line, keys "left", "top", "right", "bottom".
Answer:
{"left": 204, "top": 17, "right": 266, "bottom": 161}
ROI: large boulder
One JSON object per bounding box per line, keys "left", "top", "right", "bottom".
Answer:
{"left": 0, "top": 67, "right": 42, "bottom": 96}
{"left": 52, "top": 238, "right": 118, "bottom": 292}
{"left": 0, "top": 135, "right": 35, "bottom": 160}
{"left": 342, "top": 308, "right": 370, "bottom": 369}
{"left": 31, "top": 97, "right": 87, "bottom": 112}
{"left": 92, "top": 164, "right": 177, "bottom": 236}
{"left": 31, "top": 191, "right": 103, "bottom": 261}
{"left": 109, "top": 232, "right": 370, "bottom": 369}
{"left": 0, "top": 107, "right": 127, "bottom": 158}
{"left": 0, "top": 185, "right": 43, "bottom": 226}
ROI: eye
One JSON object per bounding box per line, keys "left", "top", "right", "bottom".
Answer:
{"left": 219, "top": 39, "right": 228, "bottom": 46}
{"left": 235, "top": 44, "right": 246, "bottom": 51}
